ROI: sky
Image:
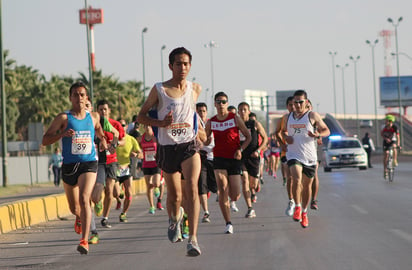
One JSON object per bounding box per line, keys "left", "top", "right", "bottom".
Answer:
{"left": 3, "top": 0, "right": 412, "bottom": 117}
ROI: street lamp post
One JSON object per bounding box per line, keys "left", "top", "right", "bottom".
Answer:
{"left": 388, "top": 17, "right": 404, "bottom": 148}
{"left": 336, "top": 63, "right": 349, "bottom": 128}
{"left": 329, "top": 51, "right": 338, "bottom": 117}
{"left": 141, "top": 27, "right": 148, "bottom": 99}
{"left": 204, "top": 41, "right": 217, "bottom": 110}
{"left": 366, "top": 39, "right": 380, "bottom": 147}
{"left": 350, "top": 55, "right": 361, "bottom": 137}
{"left": 160, "top": 45, "right": 166, "bottom": 81}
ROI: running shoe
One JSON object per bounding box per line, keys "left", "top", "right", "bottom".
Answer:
{"left": 273, "top": 173, "right": 277, "bottom": 179}
{"left": 156, "top": 201, "right": 164, "bottom": 210}
{"left": 202, "top": 212, "right": 210, "bottom": 223}
{"left": 187, "top": 240, "right": 202, "bottom": 256}
{"left": 285, "top": 200, "right": 295, "bottom": 216}
{"left": 293, "top": 206, "right": 302, "bottom": 222}
{"left": 394, "top": 160, "right": 398, "bottom": 167}
{"left": 384, "top": 171, "right": 388, "bottom": 179}
{"left": 301, "top": 212, "right": 309, "bottom": 228}
{"left": 182, "top": 214, "right": 189, "bottom": 239}
{"left": 116, "top": 201, "right": 122, "bottom": 210}
{"left": 154, "top": 187, "right": 160, "bottom": 198}
{"left": 310, "top": 200, "right": 318, "bottom": 210}
{"left": 260, "top": 177, "right": 265, "bottom": 185}
{"left": 119, "top": 212, "right": 128, "bottom": 222}
{"left": 119, "top": 191, "right": 125, "bottom": 199}
{"left": 94, "top": 200, "right": 103, "bottom": 217}
{"left": 148, "top": 207, "right": 155, "bottom": 215}
{"left": 88, "top": 233, "right": 99, "bottom": 244}
{"left": 74, "top": 217, "right": 82, "bottom": 234}
{"left": 77, "top": 239, "right": 89, "bottom": 255}
{"left": 230, "top": 201, "right": 239, "bottom": 212}
{"left": 168, "top": 207, "right": 183, "bottom": 243}
{"left": 225, "top": 224, "right": 234, "bottom": 234}
{"left": 101, "top": 218, "right": 112, "bottom": 228}
{"left": 245, "top": 208, "right": 256, "bottom": 218}
{"left": 251, "top": 194, "right": 257, "bottom": 203}
{"left": 283, "top": 178, "right": 286, "bottom": 186}
{"left": 207, "top": 191, "right": 211, "bottom": 199}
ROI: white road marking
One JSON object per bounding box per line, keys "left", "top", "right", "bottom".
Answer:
{"left": 351, "top": 204, "right": 368, "bottom": 214}
{"left": 390, "top": 229, "right": 412, "bottom": 244}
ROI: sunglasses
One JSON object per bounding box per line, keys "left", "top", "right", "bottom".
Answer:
{"left": 294, "top": 100, "right": 305, "bottom": 104}
{"left": 215, "top": 100, "right": 228, "bottom": 104}
{"left": 121, "top": 124, "right": 126, "bottom": 127}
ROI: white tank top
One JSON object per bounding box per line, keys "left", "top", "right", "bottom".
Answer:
{"left": 156, "top": 81, "right": 197, "bottom": 145}
{"left": 286, "top": 111, "right": 317, "bottom": 166}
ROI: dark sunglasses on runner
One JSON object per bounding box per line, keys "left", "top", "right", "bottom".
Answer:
{"left": 215, "top": 100, "right": 228, "bottom": 104}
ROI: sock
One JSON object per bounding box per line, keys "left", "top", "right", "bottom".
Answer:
{"left": 303, "top": 208, "right": 308, "bottom": 213}
{"left": 289, "top": 199, "right": 295, "bottom": 203}
{"left": 226, "top": 221, "right": 232, "bottom": 225}
{"left": 296, "top": 203, "right": 302, "bottom": 207}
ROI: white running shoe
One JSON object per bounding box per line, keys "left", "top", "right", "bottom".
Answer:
{"left": 230, "top": 201, "right": 239, "bottom": 212}
{"left": 225, "top": 224, "right": 233, "bottom": 234}
{"left": 285, "top": 200, "right": 295, "bottom": 216}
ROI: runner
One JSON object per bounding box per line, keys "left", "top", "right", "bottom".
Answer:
{"left": 139, "top": 124, "right": 162, "bottom": 214}
{"left": 275, "top": 96, "right": 295, "bottom": 216}
{"left": 281, "top": 90, "right": 329, "bottom": 228}
{"left": 116, "top": 119, "right": 142, "bottom": 222}
{"left": 268, "top": 133, "right": 281, "bottom": 178}
{"left": 96, "top": 99, "right": 125, "bottom": 228}
{"left": 205, "top": 92, "right": 251, "bottom": 234}
{"left": 137, "top": 47, "right": 203, "bottom": 256}
{"left": 237, "top": 102, "right": 268, "bottom": 211}
{"left": 42, "top": 81, "right": 108, "bottom": 254}
{"left": 196, "top": 102, "right": 216, "bottom": 223}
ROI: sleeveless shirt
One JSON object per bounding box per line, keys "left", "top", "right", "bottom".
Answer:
{"left": 156, "top": 81, "right": 197, "bottom": 145}
{"left": 285, "top": 111, "right": 317, "bottom": 166}
{"left": 140, "top": 133, "right": 158, "bottom": 168}
{"left": 240, "top": 119, "right": 258, "bottom": 157}
{"left": 211, "top": 112, "right": 240, "bottom": 159}
{"left": 62, "top": 111, "right": 97, "bottom": 164}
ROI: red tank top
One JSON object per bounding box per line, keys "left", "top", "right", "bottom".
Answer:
{"left": 211, "top": 112, "right": 240, "bottom": 159}
{"left": 140, "top": 133, "right": 158, "bottom": 168}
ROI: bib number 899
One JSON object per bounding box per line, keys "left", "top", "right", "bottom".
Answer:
{"left": 171, "top": 128, "right": 187, "bottom": 137}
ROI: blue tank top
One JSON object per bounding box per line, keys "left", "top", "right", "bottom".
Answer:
{"left": 62, "top": 111, "right": 97, "bottom": 164}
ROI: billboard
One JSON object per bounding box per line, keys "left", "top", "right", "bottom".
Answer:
{"left": 380, "top": 76, "right": 412, "bottom": 107}
{"left": 276, "top": 90, "right": 296, "bottom": 110}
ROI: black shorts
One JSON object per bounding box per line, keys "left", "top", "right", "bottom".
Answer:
{"left": 142, "top": 167, "right": 161, "bottom": 176}
{"left": 213, "top": 157, "right": 242, "bottom": 176}
{"left": 287, "top": 159, "right": 316, "bottom": 179}
{"left": 62, "top": 161, "right": 98, "bottom": 186}
{"left": 199, "top": 158, "right": 217, "bottom": 194}
{"left": 241, "top": 156, "right": 260, "bottom": 178}
{"left": 157, "top": 140, "right": 199, "bottom": 173}
{"left": 281, "top": 156, "right": 288, "bottom": 164}
{"left": 97, "top": 162, "right": 118, "bottom": 185}
{"left": 383, "top": 140, "right": 396, "bottom": 151}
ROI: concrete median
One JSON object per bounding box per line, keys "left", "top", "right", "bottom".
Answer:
{"left": 0, "top": 178, "right": 147, "bottom": 235}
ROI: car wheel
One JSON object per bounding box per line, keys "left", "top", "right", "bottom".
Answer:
{"left": 324, "top": 167, "right": 332, "bottom": 172}
{"left": 359, "top": 166, "right": 367, "bottom": 170}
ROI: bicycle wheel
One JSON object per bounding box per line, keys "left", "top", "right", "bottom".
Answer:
{"left": 388, "top": 168, "right": 394, "bottom": 182}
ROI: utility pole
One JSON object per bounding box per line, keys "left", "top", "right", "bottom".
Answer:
{"left": 0, "top": 0, "right": 8, "bottom": 187}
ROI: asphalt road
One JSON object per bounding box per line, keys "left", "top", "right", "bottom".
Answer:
{"left": 1, "top": 159, "right": 412, "bottom": 270}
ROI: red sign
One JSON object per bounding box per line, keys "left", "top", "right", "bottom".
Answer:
{"left": 79, "top": 8, "right": 104, "bottom": 24}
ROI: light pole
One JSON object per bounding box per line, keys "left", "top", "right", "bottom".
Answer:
{"left": 204, "top": 41, "right": 217, "bottom": 110}
{"left": 160, "top": 45, "right": 166, "bottom": 81}
{"left": 350, "top": 55, "right": 361, "bottom": 137}
{"left": 366, "top": 39, "right": 380, "bottom": 147}
{"left": 336, "top": 63, "right": 349, "bottom": 128}
{"left": 329, "top": 51, "right": 338, "bottom": 116}
{"left": 141, "top": 27, "right": 148, "bottom": 99}
{"left": 388, "top": 16, "right": 404, "bottom": 148}
{"left": 0, "top": 0, "right": 8, "bottom": 186}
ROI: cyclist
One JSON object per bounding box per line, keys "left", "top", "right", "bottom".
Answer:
{"left": 381, "top": 114, "right": 400, "bottom": 179}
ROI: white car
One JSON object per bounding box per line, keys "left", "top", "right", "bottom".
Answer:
{"left": 323, "top": 136, "right": 368, "bottom": 172}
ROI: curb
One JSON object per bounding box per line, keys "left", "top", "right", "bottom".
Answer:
{"left": 0, "top": 178, "right": 147, "bottom": 235}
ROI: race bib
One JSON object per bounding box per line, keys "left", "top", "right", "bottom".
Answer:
{"left": 118, "top": 167, "right": 130, "bottom": 177}
{"left": 167, "top": 122, "right": 192, "bottom": 143}
{"left": 71, "top": 132, "right": 92, "bottom": 155}
{"left": 145, "top": 151, "right": 156, "bottom": 162}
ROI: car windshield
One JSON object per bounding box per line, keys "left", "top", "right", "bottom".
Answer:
{"left": 330, "top": 140, "right": 361, "bottom": 149}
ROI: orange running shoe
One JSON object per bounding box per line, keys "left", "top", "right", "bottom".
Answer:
{"left": 301, "top": 212, "right": 309, "bottom": 228}
{"left": 74, "top": 217, "right": 82, "bottom": 234}
{"left": 77, "top": 238, "right": 89, "bottom": 255}
{"left": 293, "top": 206, "right": 302, "bottom": 222}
